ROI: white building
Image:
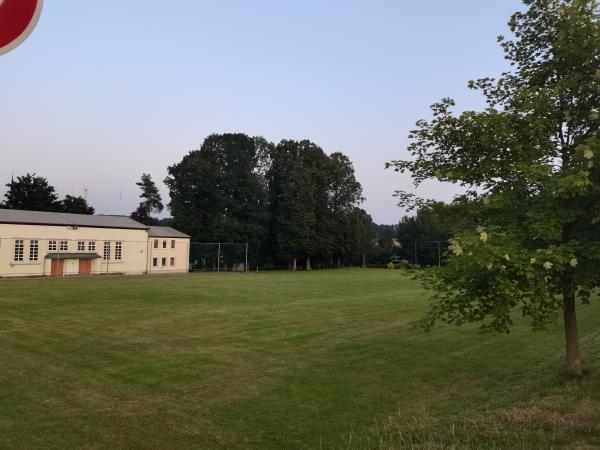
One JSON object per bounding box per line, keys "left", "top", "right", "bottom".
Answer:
{"left": 0, "top": 209, "right": 190, "bottom": 277}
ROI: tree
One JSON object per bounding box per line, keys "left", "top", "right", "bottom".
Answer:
{"left": 350, "top": 208, "right": 375, "bottom": 267}
{"left": 267, "top": 140, "right": 317, "bottom": 270}
{"left": 131, "top": 174, "right": 164, "bottom": 226}
{"left": 388, "top": 0, "right": 600, "bottom": 376}
{"left": 396, "top": 204, "right": 451, "bottom": 266}
{"left": 61, "top": 195, "right": 95, "bottom": 215}
{"left": 165, "top": 134, "right": 268, "bottom": 252}
{"left": 327, "top": 153, "right": 364, "bottom": 267}
{"left": 2, "top": 173, "right": 60, "bottom": 211}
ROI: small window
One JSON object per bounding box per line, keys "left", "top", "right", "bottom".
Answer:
{"left": 60, "top": 241, "right": 68, "bottom": 251}
{"left": 161, "top": 257, "right": 167, "bottom": 267}
{"left": 163, "top": 240, "right": 167, "bottom": 249}
{"left": 103, "top": 242, "right": 110, "bottom": 260}
{"left": 29, "top": 240, "right": 39, "bottom": 261}
{"left": 115, "top": 242, "right": 123, "bottom": 261}
{"left": 14, "top": 240, "right": 24, "bottom": 262}
{"left": 88, "top": 241, "right": 96, "bottom": 251}
{"left": 152, "top": 258, "right": 158, "bottom": 267}
{"left": 48, "top": 241, "right": 57, "bottom": 251}
{"left": 78, "top": 241, "right": 85, "bottom": 251}
{"left": 153, "top": 239, "right": 158, "bottom": 249}
{"left": 170, "top": 257, "right": 175, "bottom": 266}
{"left": 171, "top": 240, "right": 176, "bottom": 249}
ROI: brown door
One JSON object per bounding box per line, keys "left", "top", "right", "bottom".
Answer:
{"left": 79, "top": 259, "right": 92, "bottom": 276}
{"left": 50, "top": 259, "right": 64, "bottom": 277}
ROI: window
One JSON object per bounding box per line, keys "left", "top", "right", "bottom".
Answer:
{"left": 103, "top": 242, "right": 110, "bottom": 260}
{"left": 29, "top": 240, "right": 39, "bottom": 261}
{"left": 78, "top": 241, "right": 85, "bottom": 251}
{"left": 115, "top": 242, "right": 123, "bottom": 261}
{"left": 14, "top": 240, "right": 24, "bottom": 262}
{"left": 48, "top": 241, "right": 57, "bottom": 251}
{"left": 152, "top": 258, "right": 158, "bottom": 267}
{"left": 154, "top": 239, "right": 158, "bottom": 249}
{"left": 163, "top": 240, "right": 167, "bottom": 249}
{"left": 60, "top": 241, "right": 68, "bottom": 251}
{"left": 171, "top": 240, "right": 176, "bottom": 249}
{"left": 170, "top": 257, "right": 175, "bottom": 266}
{"left": 161, "top": 257, "right": 167, "bottom": 267}
{"left": 88, "top": 241, "right": 96, "bottom": 251}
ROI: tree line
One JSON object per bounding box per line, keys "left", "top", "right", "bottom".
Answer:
{"left": 165, "top": 134, "right": 375, "bottom": 269}
{"left": 0, "top": 134, "right": 381, "bottom": 269}
{"left": 1, "top": 174, "right": 95, "bottom": 214}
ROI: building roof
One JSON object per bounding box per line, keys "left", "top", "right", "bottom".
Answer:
{"left": 148, "top": 226, "right": 190, "bottom": 238}
{"left": 45, "top": 253, "right": 101, "bottom": 260}
{"left": 0, "top": 209, "right": 148, "bottom": 230}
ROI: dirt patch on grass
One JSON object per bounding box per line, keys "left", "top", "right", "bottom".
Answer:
{"left": 502, "top": 402, "right": 600, "bottom": 430}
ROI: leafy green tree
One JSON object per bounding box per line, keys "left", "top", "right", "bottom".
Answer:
{"left": 267, "top": 140, "right": 317, "bottom": 270}
{"left": 350, "top": 208, "right": 376, "bottom": 267}
{"left": 131, "top": 174, "right": 164, "bottom": 226}
{"left": 388, "top": 0, "right": 600, "bottom": 376}
{"left": 396, "top": 204, "right": 451, "bottom": 266}
{"left": 2, "top": 174, "right": 60, "bottom": 212}
{"left": 61, "top": 195, "right": 95, "bottom": 215}
{"left": 165, "top": 134, "right": 268, "bottom": 251}
{"left": 327, "top": 153, "right": 364, "bottom": 266}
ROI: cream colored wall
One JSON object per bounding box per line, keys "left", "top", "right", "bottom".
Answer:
{"left": 147, "top": 237, "right": 190, "bottom": 274}
{"left": 0, "top": 223, "right": 149, "bottom": 277}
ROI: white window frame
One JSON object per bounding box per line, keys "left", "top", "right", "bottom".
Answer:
{"left": 14, "top": 240, "right": 24, "bottom": 262}
{"left": 115, "top": 242, "right": 123, "bottom": 261}
{"left": 29, "top": 240, "right": 39, "bottom": 262}
{"left": 48, "top": 240, "right": 57, "bottom": 251}
{"left": 161, "top": 257, "right": 167, "bottom": 267}
{"left": 60, "top": 241, "right": 68, "bottom": 252}
{"left": 103, "top": 242, "right": 110, "bottom": 261}
{"left": 78, "top": 241, "right": 85, "bottom": 251}
{"left": 88, "top": 241, "right": 96, "bottom": 251}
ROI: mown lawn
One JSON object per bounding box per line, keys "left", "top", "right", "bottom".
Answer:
{"left": 0, "top": 269, "right": 599, "bottom": 449}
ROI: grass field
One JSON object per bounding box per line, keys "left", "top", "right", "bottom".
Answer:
{"left": 0, "top": 269, "right": 599, "bottom": 449}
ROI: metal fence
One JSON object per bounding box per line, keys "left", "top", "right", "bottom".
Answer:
{"left": 189, "top": 242, "right": 249, "bottom": 273}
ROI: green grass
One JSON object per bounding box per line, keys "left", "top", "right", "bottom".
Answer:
{"left": 0, "top": 269, "right": 599, "bottom": 449}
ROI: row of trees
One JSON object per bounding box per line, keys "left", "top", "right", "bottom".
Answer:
{"left": 1, "top": 136, "right": 379, "bottom": 269}
{"left": 165, "top": 134, "right": 375, "bottom": 268}
{"left": 1, "top": 174, "right": 95, "bottom": 214}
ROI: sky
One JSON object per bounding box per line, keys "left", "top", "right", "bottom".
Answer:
{"left": 1, "top": 0, "right": 524, "bottom": 224}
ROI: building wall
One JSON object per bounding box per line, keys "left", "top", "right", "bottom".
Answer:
{"left": 148, "top": 237, "right": 190, "bottom": 274}
{"left": 0, "top": 223, "right": 150, "bottom": 277}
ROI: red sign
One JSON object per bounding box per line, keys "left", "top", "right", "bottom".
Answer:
{"left": 0, "top": 0, "right": 44, "bottom": 55}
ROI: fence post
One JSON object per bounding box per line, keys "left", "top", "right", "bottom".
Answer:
{"left": 414, "top": 242, "right": 418, "bottom": 266}
{"left": 217, "top": 243, "right": 221, "bottom": 273}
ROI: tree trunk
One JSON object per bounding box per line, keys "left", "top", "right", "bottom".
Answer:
{"left": 306, "top": 255, "right": 311, "bottom": 271}
{"left": 337, "top": 257, "right": 341, "bottom": 268}
{"left": 292, "top": 257, "right": 297, "bottom": 271}
{"left": 563, "top": 289, "right": 583, "bottom": 377}
{"left": 362, "top": 251, "right": 366, "bottom": 268}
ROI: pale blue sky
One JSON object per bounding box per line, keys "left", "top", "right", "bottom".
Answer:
{"left": 1, "top": 0, "right": 523, "bottom": 223}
